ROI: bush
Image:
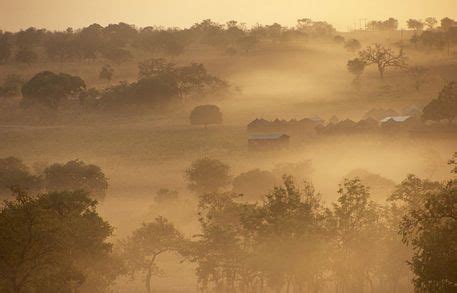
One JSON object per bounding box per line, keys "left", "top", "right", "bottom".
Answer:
{"left": 0, "top": 157, "right": 42, "bottom": 197}
{"left": 21, "top": 71, "right": 86, "bottom": 109}
{"left": 44, "top": 160, "right": 108, "bottom": 200}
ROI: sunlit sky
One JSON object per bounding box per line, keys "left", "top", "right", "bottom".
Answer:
{"left": 1, "top": 0, "right": 456, "bottom": 32}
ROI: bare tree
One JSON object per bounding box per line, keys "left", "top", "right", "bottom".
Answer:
{"left": 424, "top": 17, "right": 438, "bottom": 30}
{"left": 359, "top": 44, "right": 407, "bottom": 79}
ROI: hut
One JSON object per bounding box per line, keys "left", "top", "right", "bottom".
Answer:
{"left": 248, "top": 133, "right": 290, "bottom": 151}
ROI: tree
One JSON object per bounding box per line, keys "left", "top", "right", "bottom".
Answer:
{"left": 44, "top": 160, "right": 108, "bottom": 200}
{"left": 347, "top": 58, "right": 366, "bottom": 82}
{"left": 100, "top": 47, "right": 132, "bottom": 64}
{"left": 138, "top": 58, "right": 174, "bottom": 79}
{"left": 44, "top": 31, "right": 77, "bottom": 62}
{"left": 0, "top": 34, "right": 11, "bottom": 64}
{"left": 189, "top": 105, "right": 223, "bottom": 128}
{"left": 154, "top": 188, "right": 179, "bottom": 204}
{"left": 407, "top": 66, "right": 429, "bottom": 91}
{"left": 394, "top": 161, "right": 457, "bottom": 292}
{"left": 237, "top": 35, "right": 257, "bottom": 53}
{"left": 15, "top": 27, "right": 46, "bottom": 49}
{"left": 422, "top": 82, "right": 457, "bottom": 123}
{"left": 21, "top": 71, "right": 86, "bottom": 109}
{"left": 15, "top": 48, "right": 38, "bottom": 65}
{"left": 441, "top": 17, "right": 457, "bottom": 31}
{"left": 0, "top": 74, "right": 24, "bottom": 97}
{"left": 0, "top": 157, "right": 42, "bottom": 197}
{"left": 449, "top": 152, "right": 457, "bottom": 174}
{"left": 121, "top": 217, "right": 184, "bottom": 293}
{"left": 334, "top": 35, "right": 345, "bottom": 44}
{"left": 0, "top": 190, "right": 117, "bottom": 293}
{"left": 358, "top": 44, "right": 407, "bottom": 79}
{"left": 332, "top": 178, "right": 383, "bottom": 292}
{"left": 344, "top": 169, "right": 397, "bottom": 200}
{"left": 99, "top": 64, "right": 114, "bottom": 83}
{"left": 189, "top": 176, "right": 331, "bottom": 292}
{"left": 367, "top": 18, "right": 399, "bottom": 31}
{"left": 344, "top": 39, "right": 361, "bottom": 53}
{"left": 424, "top": 17, "right": 438, "bottom": 30}
{"left": 232, "top": 169, "right": 279, "bottom": 200}
{"left": 185, "top": 158, "right": 231, "bottom": 193}
{"left": 407, "top": 19, "right": 424, "bottom": 33}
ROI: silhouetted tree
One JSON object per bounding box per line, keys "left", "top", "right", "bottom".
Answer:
{"left": 100, "top": 47, "right": 131, "bottom": 64}
{"left": 15, "top": 48, "right": 38, "bottom": 65}
{"left": 424, "top": 17, "right": 438, "bottom": 30}
{"left": 138, "top": 58, "right": 174, "bottom": 79}
{"left": 422, "top": 82, "right": 457, "bottom": 123}
{"left": 333, "top": 35, "right": 345, "bottom": 44}
{"left": 407, "top": 66, "right": 429, "bottom": 91}
{"left": 21, "top": 71, "right": 86, "bottom": 109}
{"left": 232, "top": 169, "right": 279, "bottom": 200}
{"left": 367, "top": 18, "right": 398, "bottom": 31}
{"left": 333, "top": 178, "right": 383, "bottom": 292}
{"left": 0, "top": 157, "right": 42, "bottom": 197}
{"left": 344, "top": 39, "right": 361, "bottom": 53}
{"left": 440, "top": 17, "right": 457, "bottom": 31}
{"left": 44, "top": 160, "right": 108, "bottom": 200}
{"left": 121, "top": 217, "right": 184, "bottom": 293}
{"left": 44, "top": 31, "right": 77, "bottom": 62}
{"left": 407, "top": 19, "right": 424, "bottom": 33}
{"left": 394, "top": 159, "right": 457, "bottom": 292}
{"left": 359, "top": 44, "right": 407, "bottom": 79}
{"left": 0, "top": 33, "right": 11, "bottom": 64}
{"left": 347, "top": 58, "right": 366, "bottom": 82}
{"left": 0, "top": 189, "right": 117, "bottom": 293}
{"left": 185, "top": 158, "right": 231, "bottom": 193}
{"left": 99, "top": 64, "right": 114, "bottom": 83}
{"left": 189, "top": 105, "right": 223, "bottom": 128}
{"left": 0, "top": 74, "right": 24, "bottom": 97}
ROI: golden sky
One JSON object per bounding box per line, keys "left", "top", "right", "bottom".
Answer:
{"left": 1, "top": 0, "right": 456, "bottom": 31}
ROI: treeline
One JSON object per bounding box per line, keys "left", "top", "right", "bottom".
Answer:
{"left": 1, "top": 154, "right": 456, "bottom": 292}
{"left": 3, "top": 58, "right": 229, "bottom": 111}
{"left": 0, "top": 157, "right": 108, "bottom": 200}
{"left": 0, "top": 19, "right": 336, "bottom": 65}
{"left": 407, "top": 17, "right": 457, "bottom": 52}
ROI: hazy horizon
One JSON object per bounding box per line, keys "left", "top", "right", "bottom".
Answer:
{"left": 1, "top": 0, "right": 456, "bottom": 32}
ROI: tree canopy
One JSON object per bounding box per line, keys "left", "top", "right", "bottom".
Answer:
{"left": 0, "top": 190, "right": 119, "bottom": 293}
{"left": 189, "top": 105, "right": 223, "bottom": 128}
{"left": 422, "top": 82, "right": 457, "bottom": 123}
{"left": 185, "top": 158, "right": 231, "bottom": 193}
{"left": 21, "top": 71, "right": 86, "bottom": 109}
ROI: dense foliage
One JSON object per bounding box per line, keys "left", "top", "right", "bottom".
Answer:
{"left": 0, "top": 190, "right": 119, "bottom": 293}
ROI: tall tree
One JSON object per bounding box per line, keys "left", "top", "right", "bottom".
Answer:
{"left": 0, "top": 190, "right": 117, "bottom": 293}
{"left": 424, "top": 17, "right": 438, "bottom": 30}
{"left": 121, "top": 217, "right": 184, "bottom": 293}
{"left": 332, "top": 178, "right": 383, "bottom": 292}
{"left": 395, "top": 160, "right": 457, "bottom": 292}
{"left": 358, "top": 44, "right": 407, "bottom": 79}
{"left": 407, "top": 19, "right": 424, "bottom": 33}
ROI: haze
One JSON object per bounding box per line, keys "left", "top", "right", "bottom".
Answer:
{"left": 0, "top": 2, "right": 456, "bottom": 293}
{"left": 0, "top": 0, "right": 456, "bottom": 31}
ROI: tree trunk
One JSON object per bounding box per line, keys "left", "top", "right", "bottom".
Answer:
{"left": 378, "top": 65, "right": 385, "bottom": 79}
{"left": 145, "top": 267, "right": 152, "bottom": 293}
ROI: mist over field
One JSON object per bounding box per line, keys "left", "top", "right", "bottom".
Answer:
{"left": 0, "top": 3, "right": 456, "bottom": 293}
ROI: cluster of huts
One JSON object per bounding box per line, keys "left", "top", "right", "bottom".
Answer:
{"left": 246, "top": 107, "right": 453, "bottom": 151}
